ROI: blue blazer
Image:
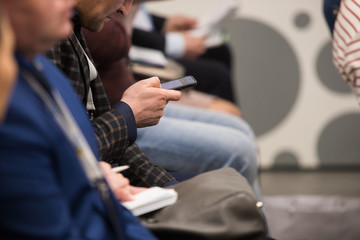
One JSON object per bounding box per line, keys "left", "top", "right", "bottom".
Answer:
{"left": 0, "top": 54, "right": 156, "bottom": 240}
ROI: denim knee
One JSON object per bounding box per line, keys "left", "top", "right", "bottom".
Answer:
{"left": 223, "top": 138, "right": 258, "bottom": 185}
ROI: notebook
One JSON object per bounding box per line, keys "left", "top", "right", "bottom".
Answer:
{"left": 122, "top": 187, "right": 178, "bottom": 216}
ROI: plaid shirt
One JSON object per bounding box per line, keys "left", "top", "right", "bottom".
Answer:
{"left": 45, "top": 18, "right": 174, "bottom": 187}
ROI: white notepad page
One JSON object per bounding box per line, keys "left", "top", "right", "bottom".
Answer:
{"left": 122, "top": 187, "right": 178, "bottom": 216}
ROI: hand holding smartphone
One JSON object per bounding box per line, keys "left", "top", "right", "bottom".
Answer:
{"left": 161, "top": 75, "right": 197, "bottom": 91}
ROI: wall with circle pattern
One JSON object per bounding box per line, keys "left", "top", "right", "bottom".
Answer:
{"left": 147, "top": 0, "right": 360, "bottom": 170}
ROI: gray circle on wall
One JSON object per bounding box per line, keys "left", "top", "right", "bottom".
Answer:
{"left": 273, "top": 151, "right": 301, "bottom": 170}
{"left": 318, "top": 113, "right": 360, "bottom": 168}
{"left": 227, "top": 18, "right": 300, "bottom": 136}
{"left": 317, "top": 40, "right": 351, "bottom": 94}
{"left": 294, "top": 12, "right": 311, "bottom": 29}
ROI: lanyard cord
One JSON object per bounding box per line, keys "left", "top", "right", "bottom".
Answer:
{"left": 20, "top": 67, "right": 123, "bottom": 240}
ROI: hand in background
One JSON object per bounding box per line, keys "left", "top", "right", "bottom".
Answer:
{"left": 99, "top": 161, "right": 147, "bottom": 202}
{"left": 121, "top": 77, "right": 182, "bottom": 127}
{"left": 183, "top": 33, "right": 206, "bottom": 59}
{"left": 164, "top": 15, "right": 197, "bottom": 32}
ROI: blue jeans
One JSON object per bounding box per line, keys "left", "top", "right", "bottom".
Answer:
{"left": 136, "top": 103, "right": 261, "bottom": 200}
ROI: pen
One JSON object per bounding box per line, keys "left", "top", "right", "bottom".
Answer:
{"left": 112, "top": 165, "right": 130, "bottom": 173}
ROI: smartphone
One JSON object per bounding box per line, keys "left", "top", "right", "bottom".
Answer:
{"left": 161, "top": 76, "right": 197, "bottom": 91}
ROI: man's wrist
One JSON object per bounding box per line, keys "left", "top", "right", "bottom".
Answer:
{"left": 113, "top": 101, "right": 137, "bottom": 144}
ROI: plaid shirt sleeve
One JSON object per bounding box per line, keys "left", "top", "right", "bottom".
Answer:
{"left": 93, "top": 110, "right": 174, "bottom": 187}
{"left": 46, "top": 31, "right": 174, "bottom": 187}
{"left": 121, "top": 144, "right": 175, "bottom": 187}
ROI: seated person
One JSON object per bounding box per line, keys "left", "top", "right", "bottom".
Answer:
{"left": 82, "top": 14, "right": 262, "bottom": 200}
{"left": 0, "top": 1, "right": 156, "bottom": 238}
{"left": 132, "top": 4, "right": 236, "bottom": 102}
{"left": 47, "top": 0, "right": 182, "bottom": 188}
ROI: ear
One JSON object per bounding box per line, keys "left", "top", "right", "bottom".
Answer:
{"left": 120, "top": 0, "right": 133, "bottom": 16}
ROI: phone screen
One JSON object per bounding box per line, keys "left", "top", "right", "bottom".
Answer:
{"left": 161, "top": 76, "right": 197, "bottom": 90}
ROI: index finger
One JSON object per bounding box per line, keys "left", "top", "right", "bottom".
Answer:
{"left": 143, "top": 76, "right": 161, "bottom": 88}
{"left": 160, "top": 89, "right": 182, "bottom": 101}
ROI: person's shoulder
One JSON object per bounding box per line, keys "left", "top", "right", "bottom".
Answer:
{"left": 36, "top": 55, "right": 67, "bottom": 81}
{"left": 34, "top": 54, "right": 80, "bottom": 99}
{"left": 45, "top": 36, "right": 73, "bottom": 60}
{"left": 35, "top": 54, "right": 59, "bottom": 68}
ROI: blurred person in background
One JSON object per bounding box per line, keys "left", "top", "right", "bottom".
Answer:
{"left": 132, "top": 3, "right": 236, "bottom": 102}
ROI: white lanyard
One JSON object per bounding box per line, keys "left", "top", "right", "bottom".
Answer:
{"left": 23, "top": 69, "right": 103, "bottom": 184}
